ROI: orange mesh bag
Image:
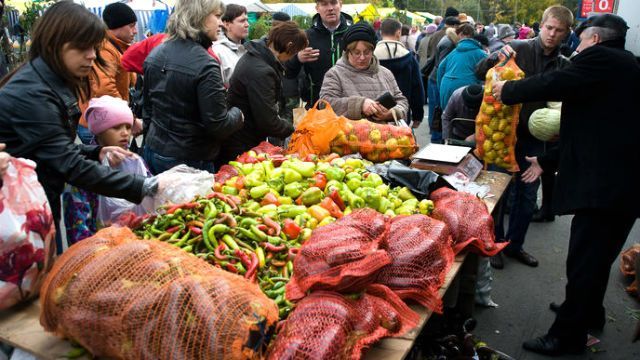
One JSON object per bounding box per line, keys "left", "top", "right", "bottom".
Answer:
{"left": 286, "top": 209, "right": 392, "bottom": 301}
{"left": 376, "top": 215, "right": 455, "bottom": 313}
{"left": 474, "top": 49, "right": 525, "bottom": 172}
{"left": 430, "top": 188, "right": 508, "bottom": 256}
{"left": 329, "top": 119, "right": 418, "bottom": 162}
{"left": 267, "top": 284, "right": 419, "bottom": 360}
{"left": 287, "top": 100, "right": 348, "bottom": 159}
{"left": 40, "top": 227, "right": 278, "bottom": 360}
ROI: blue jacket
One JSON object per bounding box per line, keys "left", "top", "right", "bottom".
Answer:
{"left": 379, "top": 52, "right": 425, "bottom": 122}
{"left": 437, "top": 38, "right": 487, "bottom": 110}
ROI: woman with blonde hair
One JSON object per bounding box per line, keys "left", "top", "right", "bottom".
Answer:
{"left": 142, "top": 0, "right": 244, "bottom": 174}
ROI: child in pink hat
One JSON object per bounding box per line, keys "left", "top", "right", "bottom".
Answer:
{"left": 85, "top": 95, "right": 139, "bottom": 149}
{"left": 63, "top": 96, "right": 148, "bottom": 245}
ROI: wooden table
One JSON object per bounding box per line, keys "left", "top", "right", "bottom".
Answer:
{"left": 0, "top": 171, "right": 511, "bottom": 360}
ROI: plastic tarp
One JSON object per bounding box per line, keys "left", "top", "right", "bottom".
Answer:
{"left": 268, "top": 3, "right": 312, "bottom": 17}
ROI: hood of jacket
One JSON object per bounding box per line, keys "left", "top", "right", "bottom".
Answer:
{"left": 337, "top": 52, "right": 380, "bottom": 75}
{"left": 445, "top": 27, "right": 459, "bottom": 45}
{"left": 456, "top": 38, "right": 483, "bottom": 52}
{"left": 374, "top": 40, "right": 410, "bottom": 60}
{"left": 311, "top": 12, "right": 353, "bottom": 34}
{"left": 245, "top": 38, "right": 284, "bottom": 74}
{"left": 214, "top": 33, "right": 244, "bottom": 52}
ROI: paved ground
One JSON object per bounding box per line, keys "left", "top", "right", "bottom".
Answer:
{"left": 413, "top": 115, "right": 640, "bottom": 359}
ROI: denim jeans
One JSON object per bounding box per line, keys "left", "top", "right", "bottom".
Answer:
{"left": 143, "top": 147, "right": 215, "bottom": 175}
{"left": 427, "top": 78, "right": 442, "bottom": 143}
{"left": 77, "top": 125, "right": 94, "bottom": 145}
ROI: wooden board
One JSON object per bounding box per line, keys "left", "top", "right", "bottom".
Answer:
{"left": 0, "top": 301, "right": 89, "bottom": 360}
{"left": 474, "top": 170, "right": 512, "bottom": 214}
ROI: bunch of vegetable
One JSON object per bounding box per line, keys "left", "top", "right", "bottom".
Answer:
{"left": 328, "top": 120, "right": 418, "bottom": 162}
{"left": 135, "top": 153, "right": 434, "bottom": 318}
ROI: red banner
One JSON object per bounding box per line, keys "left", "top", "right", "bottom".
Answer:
{"left": 581, "top": 0, "right": 616, "bottom": 18}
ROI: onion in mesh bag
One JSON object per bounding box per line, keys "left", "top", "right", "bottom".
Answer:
{"left": 40, "top": 227, "right": 278, "bottom": 360}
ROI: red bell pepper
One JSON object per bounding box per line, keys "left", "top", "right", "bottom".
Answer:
{"left": 282, "top": 218, "right": 302, "bottom": 239}
{"left": 320, "top": 197, "right": 343, "bottom": 219}
{"left": 313, "top": 172, "right": 328, "bottom": 190}
{"left": 260, "top": 192, "right": 280, "bottom": 206}
{"left": 329, "top": 189, "right": 346, "bottom": 211}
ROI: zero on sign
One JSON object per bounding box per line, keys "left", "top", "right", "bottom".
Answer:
{"left": 596, "top": 0, "right": 614, "bottom": 13}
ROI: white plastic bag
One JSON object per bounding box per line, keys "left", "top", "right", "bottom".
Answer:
{"left": 97, "top": 155, "right": 152, "bottom": 226}
{"left": 0, "top": 157, "right": 56, "bottom": 309}
{"left": 152, "top": 165, "right": 214, "bottom": 210}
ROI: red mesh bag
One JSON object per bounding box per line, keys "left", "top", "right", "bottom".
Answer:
{"left": 430, "top": 187, "right": 507, "bottom": 256}
{"left": 268, "top": 284, "right": 419, "bottom": 360}
{"left": 40, "top": 227, "right": 278, "bottom": 360}
{"left": 376, "top": 215, "right": 455, "bottom": 313}
{"left": 621, "top": 244, "right": 640, "bottom": 277}
{"left": 286, "top": 209, "right": 392, "bottom": 301}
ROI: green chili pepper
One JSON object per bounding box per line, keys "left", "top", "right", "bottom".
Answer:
{"left": 239, "top": 217, "right": 259, "bottom": 228}
{"left": 174, "top": 230, "right": 191, "bottom": 247}
{"left": 250, "top": 225, "right": 268, "bottom": 241}
{"left": 324, "top": 166, "right": 346, "bottom": 182}
{"left": 237, "top": 227, "right": 261, "bottom": 242}
{"left": 300, "top": 186, "right": 324, "bottom": 206}
{"left": 222, "top": 234, "right": 240, "bottom": 250}
{"left": 202, "top": 220, "right": 216, "bottom": 252}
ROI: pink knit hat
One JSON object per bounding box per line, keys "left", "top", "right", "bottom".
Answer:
{"left": 85, "top": 95, "right": 134, "bottom": 135}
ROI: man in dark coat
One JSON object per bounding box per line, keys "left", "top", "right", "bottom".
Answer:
{"left": 284, "top": 0, "right": 352, "bottom": 109}
{"left": 476, "top": 5, "right": 573, "bottom": 269}
{"left": 493, "top": 13, "right": 640, "bottom": 356}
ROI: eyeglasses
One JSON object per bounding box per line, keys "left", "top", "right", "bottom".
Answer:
{"left": 349, "top": 50, "right": 372, "bottom": 59}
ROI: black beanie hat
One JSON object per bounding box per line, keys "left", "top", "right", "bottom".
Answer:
{"left": 103, "top": 3, "right": 137, "bottom": 30}
{"left": 272, "top": 12, "right": 291, "bottom": 22}
{"left": 462, "top": 84, "right": 483, "bottom": 108}
{"left": 341, "top": 22, "right": 377, "bottom": 51}
{"left": 444, "top": 7, "right": 459, "bottom": 18}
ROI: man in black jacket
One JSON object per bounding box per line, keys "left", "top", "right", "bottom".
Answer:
{"left": 284, "top": 0, "right": 352, "bottom": 109}
{"left": 493, "top": 13, "right": 640, "bottom": 356}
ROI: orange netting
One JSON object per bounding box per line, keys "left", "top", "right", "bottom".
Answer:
{"left": 285, "top": 209, "right": 392, "bottom": 301}
{"left": 376, "top": 215, "right": 455, "bottom": 313}
{"left": 40, "top": 227, "right": 278, "bottom": 360}
{"left": 430, "top": 188, "right": 507, "bottom": 256}
{"left": 267, "top": 284, "right": 419, "bottom": 360}
{"left": 474, "top": 50, "right": 524, "bottom": 172}
{"left": 287, "top": 101, "right": 418, "bottom": 162}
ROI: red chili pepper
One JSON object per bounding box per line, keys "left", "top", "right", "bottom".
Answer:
{"left": 257, "top": 224, "right": 269, "bottom": 232}
{"left": 261, "top": 242, "right": 286, "bottom": 252}
{"left": 244, "top": 252, "right": 259, "bottom": 280}
{"left": 295, "top": 195, "right": 303, "bottom": 205}
{"left": 282, "top": 219, "right": 302, "bottom": 239}
{"left": 214, "top": 244, "right": 228, "bottom": 260}
{"left": 166, "top": 226, "right": 181, "bottom": 234}
{"left": 312, "top": 172, "right": 328, "bottom": 190}
{"left": 320, "top": 197, "right": 343, "bottom": 219}
{"left": 329, "top": 189, "right": 346, "bottom": 211}
{"left": 166, "top": 204, "right": 182, "bottom": 214}
{"left": 262, "top": 215, "right": 281, "bottom": 236}
{"left": 271, "top": 259, "right": 287, "bottom": 267}
{"left": 189, "top": 226, "right": 202, "bottom": 235}
{"left": 235, "top": 249, "right": 252, "bottom": 269}
{"left": 225, "top": 263, "right": 238, "bottom": 273}
{"left": 260, "top": 192, "right": 280, "bottom": 206}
